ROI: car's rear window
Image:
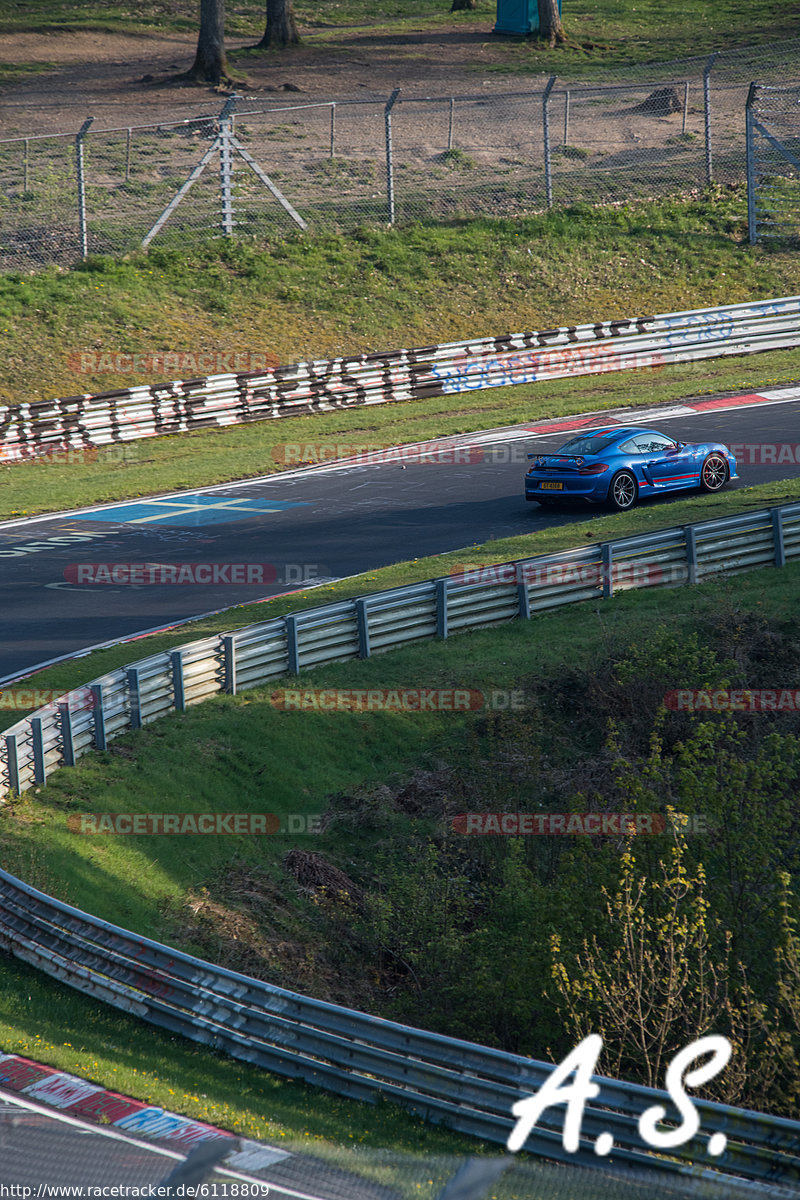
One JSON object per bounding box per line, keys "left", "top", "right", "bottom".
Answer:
{"left": 557, "top": 433, "right": 620, "bottom": 456}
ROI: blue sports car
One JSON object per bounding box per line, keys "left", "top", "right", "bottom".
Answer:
{"left": 525, "top": 425, "right": 738, "bottom": 511}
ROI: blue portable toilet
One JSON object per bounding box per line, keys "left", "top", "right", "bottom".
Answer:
{"left": 494, "top": 0, "right": 561, "bottom": 35}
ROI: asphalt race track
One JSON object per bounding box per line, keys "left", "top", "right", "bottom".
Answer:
{"left": 3, "top": 389, "right": 800, "bottom": 681}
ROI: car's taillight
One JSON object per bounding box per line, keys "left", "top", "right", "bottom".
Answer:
{"left": 578, "top": 463, "right": 609, "bottom": 475}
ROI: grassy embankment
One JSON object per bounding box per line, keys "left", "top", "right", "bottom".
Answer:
{"left": 1, "top": 194, "right": 799, "bottom": 521}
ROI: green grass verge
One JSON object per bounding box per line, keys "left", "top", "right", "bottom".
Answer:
{"left": 1, "top": 194, "right": 799, "bottom": 521}
{"left": 0, "top": 956, "right": 480, "bottom": 1174}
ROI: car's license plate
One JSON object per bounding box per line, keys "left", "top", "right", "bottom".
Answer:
{"left": 541, "top": 482, "right": 563, "bottom": 491}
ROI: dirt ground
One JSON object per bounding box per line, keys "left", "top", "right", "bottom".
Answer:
{"left": 0, "top": 24, "right": 549, "bottom": 137}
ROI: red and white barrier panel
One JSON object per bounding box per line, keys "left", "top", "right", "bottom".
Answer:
{"left": 0, "top": 1053, "right": 288, "bottom": 1168}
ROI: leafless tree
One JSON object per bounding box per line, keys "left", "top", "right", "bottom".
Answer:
{"left": 188, "top": 0, "right": 231, "bottom": 84}
{"left": 538, "top": 0, "right": 566, "bottom": 46}
{"left": 257, "top": 0, "right": 300, "bottom": 48}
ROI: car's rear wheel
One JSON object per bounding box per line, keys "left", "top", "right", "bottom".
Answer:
{"left": 700, "top": 453, "right": 729, "bottom": 492}
{"left": 608, "top": 470, "right": 637, "bottom": 511}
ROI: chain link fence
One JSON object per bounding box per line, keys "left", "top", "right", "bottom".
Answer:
{"left": 746, "top": 83, "right": 800, "bottom": 244}
{"left": 1, "top": 38, "right": 799, "bottom": 268}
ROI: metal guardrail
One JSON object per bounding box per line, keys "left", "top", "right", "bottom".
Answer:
{"left": 1, "top": 295, "right": 799, "bottom": 461}
{"left": 3, "top": 503, "right": 800, "bottom": 1188}
{"left": 3, "top": 500, "right": 800, "bottom": 797}
{"left": 1, "top": 863, "right": 799, "bottom": 1191}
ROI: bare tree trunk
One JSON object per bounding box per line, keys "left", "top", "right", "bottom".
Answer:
{"left": 188, "top": 0, "right": 230, "bottom": 84}
{"left": 258, "top": 0, "right": 300, "bottom": 48}
{"left": 537, "top": 0, "right": 566, "bottom": 45}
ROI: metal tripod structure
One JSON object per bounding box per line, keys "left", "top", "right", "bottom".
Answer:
{"left": 142, "top": 96, "right": 307, "bottom": 248}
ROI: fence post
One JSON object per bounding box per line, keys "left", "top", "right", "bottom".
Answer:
{"left": 125, "top": 127, "right": 132, "bottom": 183}
{"left": 219, "top": 94, "right": 238, "bottom": 237}
{"left": 703, "top": 51, "right": 718, "bottom": 185}
{"left": 23, "top": 138, "right": 29, "bottom": 192}
{"left": 330, "top": 102, "right": 336, "bottom": 158}
{"left": 448, "top": 98, "right": 455, "bottom": 151}
{"left": 746, "top": 82, "right": 758, "bottom": 245}
{"left": 542, "top": 75, "right": 557, "bottom": 208}
{"left": 385, "top": 88, "right": 401, "bottom": 225}
{"left": 75, "top": 117, "right": 94, "bottom": 260}
{"left": 564, "top": 90, "right": 570, "bottom": 145}
{"left": 682, "top": 81, "right": 689, "bottom": 135}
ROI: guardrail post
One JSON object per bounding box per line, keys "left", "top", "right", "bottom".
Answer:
{"left": 171, "top": 649, "right": 186, "bottom": 711}
{"left": 222, "top": 635, "right": 237, "bottom": 694}
{"left": 771, "top": 507, "right": 787, "bottom": 568}
{"left": 286, "top": 614, "right": 300, "bottom": 674}
{"left": 126, "top": 668, "right": 142, "bottom": 730}
{"left": 355, "top": 597, "right": 371, "bottom": 658}
{"left": 59, "top": 701, "right": 76, "bottom": 767}
{"left": 4, "top": 734, "right": 20, "bottom": 795}
{"left": 31, "top": 717, "right": 46, "bottom": 786}
{"left": 91, "top": 684, "right": 107, "bottom": 751}
{"left": 436, "top": 578, "right": 449, "bottom": 639}
{"left": 601, "top": 544, "right": 614, "bottom": 599}
{"left": 517, "top": 565, "right": 531, "bottom": 620}
{"left": 685, "top": 524, "right": 699, "bottom": 586}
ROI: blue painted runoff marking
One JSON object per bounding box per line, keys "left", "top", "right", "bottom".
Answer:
{"left": 72, "top": 494, "right": 310, "bottom": 527}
